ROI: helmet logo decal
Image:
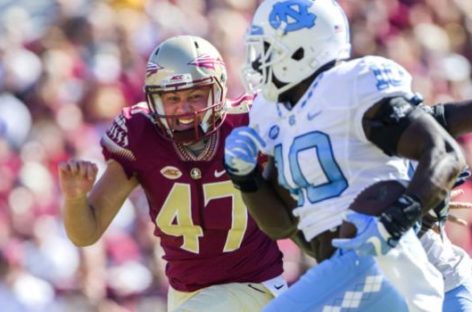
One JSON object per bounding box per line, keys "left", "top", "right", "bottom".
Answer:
{"left": 146, "top": 62, "right": 163, "bottom": 77}
{"left": 269, "top": 0, "right": 317, "bottom": 33}
{"left": 188, "top": 55, "right": 225, "bottom": 70}
{"left": 160, "top": 73, "right": 194, "bottom": 86}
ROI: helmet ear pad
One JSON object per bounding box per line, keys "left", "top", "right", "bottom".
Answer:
{"left": 273, "top": 47, "right": 305, "bottom": 84}
{"left": 291, "top": 48, "right": 305, "bottom": 61}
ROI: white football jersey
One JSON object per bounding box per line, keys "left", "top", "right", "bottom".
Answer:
{"left": 250, "top": 56, "right": 414, "bottom": 240}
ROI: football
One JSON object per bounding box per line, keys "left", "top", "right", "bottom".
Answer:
{"left": 339, "top": 180, "right": 406, "bottom": 238}
{"left": 349, "top": 180, "right": 406, "bottom": 215}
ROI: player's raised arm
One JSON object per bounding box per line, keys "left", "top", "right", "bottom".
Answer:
{"left": 58, "top": 159, "right": 138, "bottom": 246}
{"left": 362, "top": 96, "right": 466, "bottom": 233}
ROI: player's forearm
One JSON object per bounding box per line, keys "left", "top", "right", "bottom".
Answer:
{"left": 443, "top": 100, "right": 472, "bottom": 137}
{"left": 290, "top": 230, "right": 317, "bottom": 259}
{"left": 63, "top": 196, "right": 100, "bottom": 247}
{"left": 381, "top": 108, "right": 467, "bottom": 213}
{"left": 241, "top": 180, "right": 298, "bottom": 240}
{"left": 226, "top": 159, "right": 298, "bottom": 239}
{"left": 404, "top": 136, "right": 465, "bottom": 213}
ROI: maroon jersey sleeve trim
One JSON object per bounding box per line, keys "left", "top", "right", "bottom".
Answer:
{"left": 100, "top": 135, "right": 136, "bottom": 162}
{"left": 100, "top": 110, "right": 139, "bottom": 179}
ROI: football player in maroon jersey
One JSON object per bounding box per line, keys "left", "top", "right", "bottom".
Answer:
{"left": 58, "top": 35, "right": 286, "bottom": 312}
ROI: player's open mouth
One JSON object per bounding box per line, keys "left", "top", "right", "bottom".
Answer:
{"left": 178, "top": 118, "right": 194, "bottom": 125}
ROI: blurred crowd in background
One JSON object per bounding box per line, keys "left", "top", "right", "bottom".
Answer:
{"left": 1, "top": 0, "right": 472, "bottom": 311}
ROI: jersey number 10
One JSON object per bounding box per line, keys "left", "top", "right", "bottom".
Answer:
{"left": 275, "top": 131, "right": 348, "bottom": 205}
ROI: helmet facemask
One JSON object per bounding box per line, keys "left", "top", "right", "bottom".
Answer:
{"left": 242, "top": 34, "right": 290, "bottom": 96}
{"left": 145, "top": 78, "right": 226, "bottom": 144}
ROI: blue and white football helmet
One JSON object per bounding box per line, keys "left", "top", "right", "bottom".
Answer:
{"left": 242, "top": 0, "right": 351, "bottom": 102}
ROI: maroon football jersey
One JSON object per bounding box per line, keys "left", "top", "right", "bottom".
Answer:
{"left": 101, "top": 97, "right": 283, "bottom": 292}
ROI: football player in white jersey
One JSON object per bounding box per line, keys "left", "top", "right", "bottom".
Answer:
{"left": 224, "top": 0, "right": 472, "bottom": 311}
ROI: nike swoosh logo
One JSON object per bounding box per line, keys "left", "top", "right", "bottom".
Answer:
{"left": 214, "top": 169, "right": 226, "bottom": 178}
{"left": 274, "top": 284, "right": 284, "bottom": 290}
{"left": 248, "top": 284, "right": 265, "bottom": 294}
{"left": 307, "top": 111, "right": 322, "bottom": 121}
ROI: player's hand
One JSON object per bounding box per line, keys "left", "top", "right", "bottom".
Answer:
{"left": 421, "top": 188, "right": 472, "bottom": 235}
{"left": 58, "top": 160, "right": 98, "bottom": 200}
{"left": 332, "top": 211, "right": 395, "bottom": 256}
{"left": 446, "top": 189, "right": 472, "bottom": 225}
{"left": 224, "top": 126, "right": 265, "bottom": 176}
{"left": 425, "top": 169, "right": 470, "bottom": 226}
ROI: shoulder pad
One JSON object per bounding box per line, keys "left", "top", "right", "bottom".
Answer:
{"left": 101, "top": 102, "right": 151, "bottom": 162}
{"left": 353, "top": 56, "right": 413, "bottom": 117}
{"left": 225, "top": 94, "right": 254, "bottom": 115}
{"left": 101, "top": 115, "right": 136, "bottom": 161}
{"left": 359, "top": 56, "right": 411, "bottom": 91}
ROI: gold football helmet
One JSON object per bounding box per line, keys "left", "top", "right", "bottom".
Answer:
{"left": 145, "top": 35, "right": 228, "bottom": 143}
